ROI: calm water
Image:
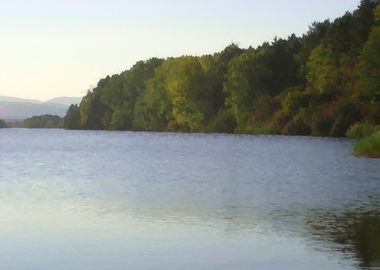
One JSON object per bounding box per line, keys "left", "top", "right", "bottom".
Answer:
{"left": 0, "top": 129, "right": 379, "bottom": 270}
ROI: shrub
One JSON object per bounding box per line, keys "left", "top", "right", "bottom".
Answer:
{"left": 353, "top": 131, "right": 380, "bottom": 158}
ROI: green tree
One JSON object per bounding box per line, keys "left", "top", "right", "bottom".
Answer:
{"left": 358, "top": 4, "right": 380, "bottom": 101}
{"left": 99, "top": 58, "right": 164, "bottom": 130}
{"left": 306, "top": 42, "right": 338, "bottom": 95}
{"left": 64, "top": 104, "right": 81, "bottom": 130}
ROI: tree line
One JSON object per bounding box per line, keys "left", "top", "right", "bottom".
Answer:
{"left": 64, "top": 0, "right": 380, "bottom": 138}
{"left": 23, "top": 115, "right": 63, "bottom": 128}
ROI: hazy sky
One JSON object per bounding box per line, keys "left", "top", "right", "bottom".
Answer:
{"left": 0, "top": 0, "right": 359, "bottom": 100}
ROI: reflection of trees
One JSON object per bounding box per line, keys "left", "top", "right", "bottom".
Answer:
{"left": 306, "top": 210, "right": 380, "bottom": 268}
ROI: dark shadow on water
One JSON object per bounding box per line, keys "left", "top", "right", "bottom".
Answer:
{"left": 307, "top": 210, "right": 380, "bottom": 268}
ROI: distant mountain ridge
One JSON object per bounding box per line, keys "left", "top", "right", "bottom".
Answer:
{"left": 45, "top": 97, "right": 82, "bottom": 106}
{"left": 0, "top": 96, "right": 81, "bottom": 120}
{"left": 0, "top": 96, "right": 42, "bottom": 104}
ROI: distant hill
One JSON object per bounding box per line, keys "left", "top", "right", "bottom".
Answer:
{"left": 0, "top": 96, "right": 42, "bottom": 104}
{"left": 45, "top": 97, "right": 82, "bottom": 106}
{"left": 0, "top": 96, "right": 81, "bottom": 120}
{"left": 0, "top": 101, "right": 67, "bottom": 120}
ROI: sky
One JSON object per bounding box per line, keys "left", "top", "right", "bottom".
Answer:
{"left": 0, "top": 0, "right": 360, "bottom": 101}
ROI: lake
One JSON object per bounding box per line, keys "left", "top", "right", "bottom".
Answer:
{"left": 0, "top": 129, "right": 379, "bottom": 270}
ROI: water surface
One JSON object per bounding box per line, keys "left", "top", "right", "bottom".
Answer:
{"left": 0, "top": 129, "right": 379, "bottom": 269}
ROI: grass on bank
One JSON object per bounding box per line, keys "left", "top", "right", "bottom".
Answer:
{"left": 346, "top": 123, "right": 380, "bottom": 139}
{"left": 353, "top": 131, "right": 380, "bottom": 158}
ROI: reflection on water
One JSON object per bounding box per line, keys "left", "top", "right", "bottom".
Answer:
{"left": 0, "top": 129, "right": 379, "bottom": 270}
{"left": 307, "top": 210, "right": 380, "bottom": 268}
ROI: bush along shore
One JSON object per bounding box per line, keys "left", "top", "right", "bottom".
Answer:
{"left": 346, "top": 123, "right": 380, "bottom": 158}
{"left": 353, "top": 131, "right": 380, "bottom": 158}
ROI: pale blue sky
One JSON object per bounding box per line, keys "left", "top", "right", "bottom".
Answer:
{"left": 0, "top": 0, "right": 359, "bottom": 100}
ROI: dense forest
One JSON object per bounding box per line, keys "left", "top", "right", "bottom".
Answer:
{"left": 65, "top": 1, "right": 380, "bottom": 139}
{"left": 23, "top": 115, "right": 63, "bottom": 128}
